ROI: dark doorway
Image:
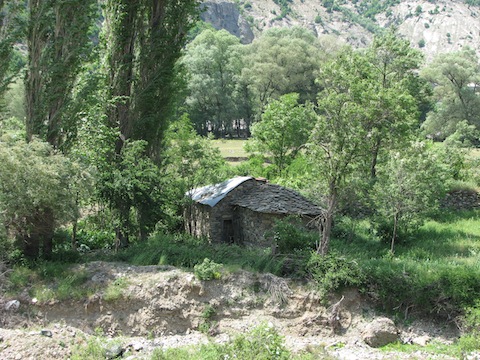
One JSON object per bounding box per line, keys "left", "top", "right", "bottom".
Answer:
{"left": 222, "top": 219, "right": 234, "bottom": 243}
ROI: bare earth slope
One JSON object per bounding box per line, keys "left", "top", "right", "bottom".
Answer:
{"left": 0, "top": 262, "right": 461, "bottom": 359}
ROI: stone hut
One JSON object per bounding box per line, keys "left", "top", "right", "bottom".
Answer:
{"left": 184, "top": 176, "right": 323, "bottom": 246}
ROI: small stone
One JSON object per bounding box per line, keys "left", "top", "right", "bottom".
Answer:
{"left": 105, "top": 344, "right": 124, "bottom": 359}
{"left": 131, "top": 342, "right": 143, "bottom": 351}
{"left": 5, "top": 300, "right": 20, "bottom": 311}
{"left": 40, "top": 329, "right": 53, "bottom": 337}
{"left": 15, "top": 354, "right": 22, "bottom": 360}
{"left": 412, "top": 335, "right": 431, "bottom": 347}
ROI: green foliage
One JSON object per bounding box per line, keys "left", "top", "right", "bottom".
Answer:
{"left": 25, "top": 0, "right": 98, "bottom": 148}
{"left": 241, "top": 27, "right": 326, "bottom": 112}
{"left": 225, "top": 323, "right": 291, "bottom": 359}
{"left": 0, "top": 0, "right": 26, "bottom": 100}
{"left": 310, "top": 48, "right": 373, "bottom": 253}
{"left": 421, "top": 48, "right": 480, "bottom": 141}
{"left": 268, "top": 216, "right": 317, "bottom": 253}
{"left": 151, "top": 323, "right": 319, "bottom": 360}
{"left": 194, "top": 258, "right": 222, "bottom": 280}
{"left": 273, "top": 0, "right": 293, "bottom": 19}
{"left": 232, "top": 154, "right": 269, "bottom": 178}
{"left": 0, "top": 138, "right": 80, "bottom": 258}
{"left": 103, "top": 277, "right": 129, "bottom": 302}
{"left": 246, "top": 93, "right": 316, "bottom": 176}
{"left": 98, "top": 140, "right": 165, "bottom": 243}
{"left": 3, "top": 77, "right": 26, "bottom": 122}
{"left": 162, "top": 115, "right": 229, "bottom": 230}
{"left": 372, "top": 141, "right": 449, "bottom": 251}
{"left": 181, "top": 28, "right": 242, "bottom": 137}
{"left": 458, "top": 301, "right": 480, "bottom": 351}
{"left": 307, "top": 251, "right": 364, "bottom": 297}
{"left": 363, "top": 257, "right": 480, "bottom": 320}
{"left": 201, "top": 304, "right": 217, "bottom": 319}
{"left": 111, "top": 233, "right": 286, "bottom": 276}
{"left": 198, "top": 304, "right": 217, "bottom": 334}
{"left": 7, "top": 262, "right": 90, "bottom": 302}
{"left": 71, "top": 335, "right": 124, "bottom": 360}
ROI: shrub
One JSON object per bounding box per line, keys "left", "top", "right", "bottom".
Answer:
{"left": 104, "top": 277, "right": 129, "bottom": 302}
{"left": 0, "top": 138, "right": 79, "bottom": 259}
{"left": 151, "top": 323, "right": 311, "bottom": 359}
{"left": 306, "top": 251, "right": 364, "bottom": 297}
{"left": 194, "top": 258, "right": 222, "bottom": 280}
{"left": 225, "top": 323, "right": 291, "bottom": 360}
{"left": 268, "top": 216, "right": 317, "bottom": 253}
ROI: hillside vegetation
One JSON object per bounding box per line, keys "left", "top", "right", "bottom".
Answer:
{"left": 202, "top": 0, "right": 480, "bottom": 61}
{"left": 0, "top": 0, "right": 479, "bottom": 358}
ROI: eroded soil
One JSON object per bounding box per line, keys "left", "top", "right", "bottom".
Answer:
{"left": 0, "top": 261, "right": 464, "bottom": 359}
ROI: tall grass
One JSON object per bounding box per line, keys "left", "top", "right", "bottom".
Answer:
{"left": 112, "top": 233, "right": 288, "bottom": 276}
{"left": 331, "top": 210, "right": 480, "bottom": 318}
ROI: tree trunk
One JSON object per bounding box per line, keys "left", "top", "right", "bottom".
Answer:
{"left": 391, "top": 212, "right": 398, "bottom": 253}
{"left": 370, "top": 137, "right": 381, "bottom": 179}
{"left": 71, "top": 220, "right": 77, "bottom": 250}
{"left": 318, "top": 183, "right": 337, "bottom": 256}
{"left": 22, "top": 207, "right": 54, "bottom": 259}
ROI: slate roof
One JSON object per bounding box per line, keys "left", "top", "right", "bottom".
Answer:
{"left": 231, "top": 182, "right": 323, "bottom": 216}
{"left": 187, "top": 176, "right": 253, "bottom": 207}
{"left": 188, "top": 176, "right": 322, "bottom": 215}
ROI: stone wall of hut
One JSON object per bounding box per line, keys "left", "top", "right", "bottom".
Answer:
{"left": 207, "top": 179, "right": 258, "bottom": 243}
{"left": 234, "top": 207, "right": 283, "bottom": 247}
{"left": 184, "top": 203, "right": 211, "bottom": 239}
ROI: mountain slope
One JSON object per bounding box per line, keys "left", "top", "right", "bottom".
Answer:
{"left": 200, "top": 0, "right": 480, "bottom": 62}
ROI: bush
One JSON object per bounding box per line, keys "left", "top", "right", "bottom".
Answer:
{"left": 224, "top": 323, "right": 291, "bottom": 360}
{"left": 363, "top": 258, "right": 480, "bottom": 319}
{"left": 306, "top": 251, "right": 364, "bottom": 297}
{"left": 194, "top": 258, "right": 222, "bottom": 280}
{"left": 268, "top": 216, "right": 317, "bottom": 253}
{"left": 151, "top": 323, "right": 313, "bottom": 359}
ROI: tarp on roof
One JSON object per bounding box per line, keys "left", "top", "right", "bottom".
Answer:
{"left": 231, "top": 183, "right": 322, "bottom": 216}
{"left": 187, "top": 176, "right": 253, "bottom": 207}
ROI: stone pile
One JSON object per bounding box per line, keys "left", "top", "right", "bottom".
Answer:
{"left": 442, "top": 190, "right": 480, "bottom": 210}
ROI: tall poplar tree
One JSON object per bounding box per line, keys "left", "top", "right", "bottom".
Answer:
{"left": 103, "top": 0, "right": 200, "bottom": 247}
{"left": 105, "top": 0, "right": 199, "bottom": 157}
{"left": 25, "top": 0, "right": 97, "bottom": 148}
{"left": 0, "top": 0, "right": 24, "bottom": 102}
{"left": 23, "top": 0, "right": 96, "bottom": 258}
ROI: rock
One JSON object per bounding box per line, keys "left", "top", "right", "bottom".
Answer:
{"left": 5, "top": 300, "right": 20, "bottom": 311}
{"left": 412, "top": 335, "right": 431, "bottom": 347}
{"left": 40, "top": 329, "right": 53, "bottom": 337}
{"left": 362, "top": 317, "right": 399, "bottom": 348}
{"left": 131, "top": 341, "right": 143, "bottom": 351}
{"left": 200, "top": 1, "right": 254, "bottom": 44}
{"left": 104, "top": 344, "right": 124, "bottom": 359}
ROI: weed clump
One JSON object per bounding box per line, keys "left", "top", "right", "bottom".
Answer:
{"left": 194, "top": 258, "right": 222, "bottom": 280}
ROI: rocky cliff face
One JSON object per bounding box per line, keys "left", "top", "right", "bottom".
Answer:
{"left": 200, "top": 2, "right": 254, "bottom": 43}
{"left": 200, "top": 0, "right": 480, "bottom": 62}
